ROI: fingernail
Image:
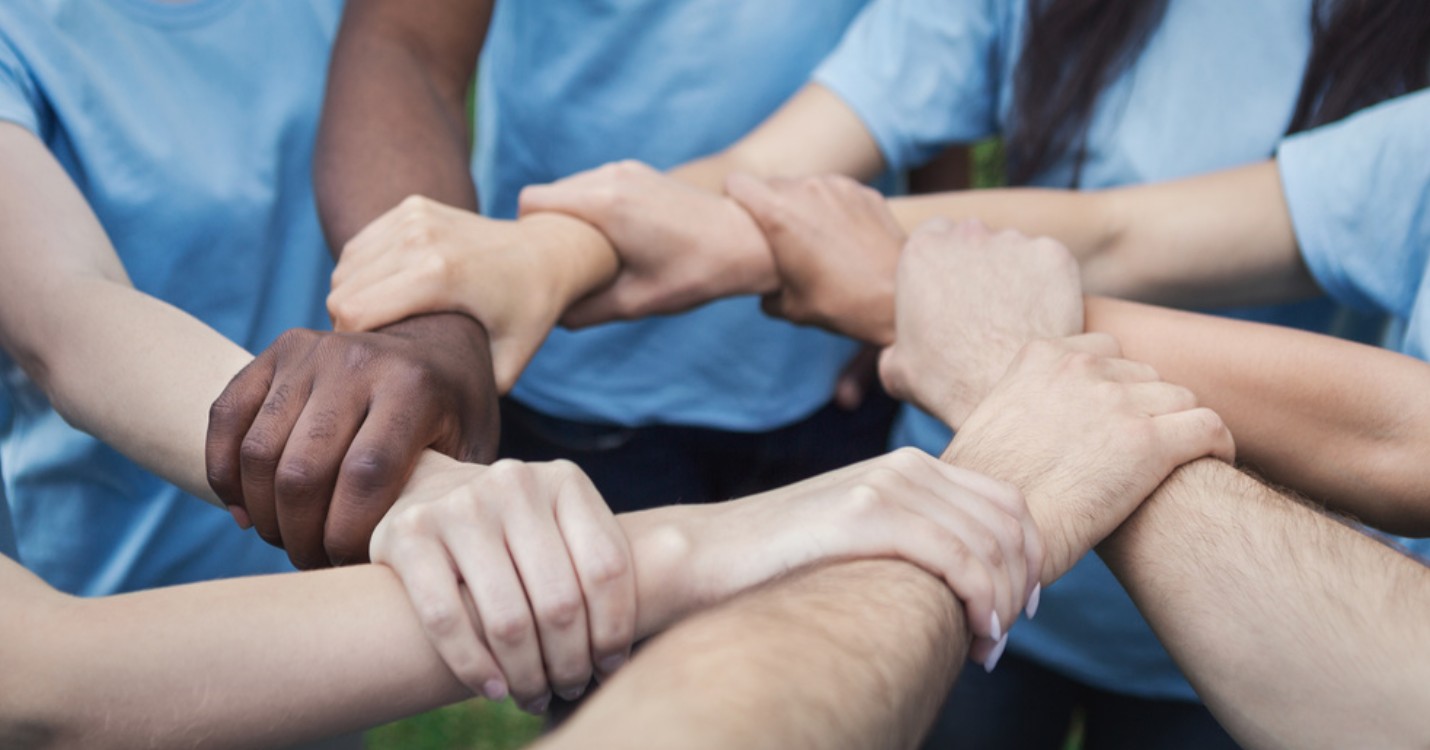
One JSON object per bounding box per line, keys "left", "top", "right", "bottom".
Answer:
{"left": 524, "top": 693, "right": 552, "bottom": 714}
{"left": 557, "top": 686, "right": 585, "bottom": 702}
{"left": 598, "top": 653, "right": 627, "bottom": 674}
{"left": 989, "top": 611, "right": 1002, "bottom": 642}
{"left": 982, "top": 634, "right": 1009, "bottom": 673}
{"left": 1027, "top": 583, "right": 1042, "bottom": 620}
{"left": 482, "top": 679, "right": 508, "bottom": 702}
{"left": 226, "top": 505, "right": 252, "bottom": 530}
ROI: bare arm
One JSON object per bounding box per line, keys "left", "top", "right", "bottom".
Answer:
{"left": 887, "top": 161, "right": 1319, "bottom": 308}
{"left": 0, "top": 123, "right": 247, "bottom": 505}
{"left": 538, "top": 560, "right": 966, "bottom": 750}
{"left": 1087, "top": 296, "right": 1430, "bottom": 536}
{"left": 1100, "top": 459, "right": 1430, "bottom": 749}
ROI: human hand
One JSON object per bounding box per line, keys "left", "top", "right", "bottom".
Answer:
{"left": 205, "top": 313, "right": 501, "bottom": 569}
{"left": 327, "top": 196, "right": 613, "bottom": 391}
{"left": 518, "top": 160, "right": 777, "bottom": 326}
{"left": 946, "top": 335, "right": 1236, "bottom": 582}
{"left": 371, "top": 455, "right": 635, "bottom": 713}
{"left": 879, "top": 219, "right": 1084, "bottom": 428}
{"left": 725, "top": 173, "right": 905, "bottom": 346}
{"left": 676, "top": 448, "right": 1044, "bottom": 670}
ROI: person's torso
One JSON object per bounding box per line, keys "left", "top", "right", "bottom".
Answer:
{"left": 477, "top": 0, "right": 870, "bottom": 430}
{"left": 0, "top": 0, "right": 342, "bottom": 594}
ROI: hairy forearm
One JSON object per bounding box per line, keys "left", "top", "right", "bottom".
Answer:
{"left": 1086, "top": 297, "right": 1430, "bottom": 535}
{"left": 539, "top": 559, "right": 966, "bottom": 750}
{"left": 1100, "top": 459, "right": 1430, "bottom": 749}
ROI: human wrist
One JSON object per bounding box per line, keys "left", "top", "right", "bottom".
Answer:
{"left": 517, "top": 212, "right": 621, "bottom": 309}
{"left": 720, "top": 197, "right": 780, "bottom": 296}
{"left": 616, "top": 505, "right": 703, "bottom": 636}
{"left": 942, "top": 438, "right": 1071, "bottom": 584}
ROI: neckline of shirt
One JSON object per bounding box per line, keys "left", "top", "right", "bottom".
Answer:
{"left": 107, "top": 0, "right": 243, "bottom": 29}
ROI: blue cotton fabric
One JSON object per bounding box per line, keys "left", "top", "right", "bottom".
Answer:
{"left": 478, "top": 0, "right": 870, "bottom": 431}
{"left": 0, "top": 0, "right": 341, "bottom": 594}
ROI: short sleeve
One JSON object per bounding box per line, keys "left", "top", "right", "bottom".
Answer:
{"left": 0, "top": 30, "right": 42, "bottom": 136}
{"left": 812, "top": 0, "right": 1009, "bottom": 172}
{"left": 1277, "top": 89, "right": 1430, "bottom": 319}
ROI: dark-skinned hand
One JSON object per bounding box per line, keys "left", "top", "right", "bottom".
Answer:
{"left": 206, "top": 312, "right": 500, "bottom": 569}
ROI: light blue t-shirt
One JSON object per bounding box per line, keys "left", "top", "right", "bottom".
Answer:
{"left": 0, "top": 0, "right": 341, "bottom": 595}
{"left": 815, "top": 0, "right": 1380, "bottom": 700}
{"left": 478, "top": 0, "right": 868, "bottom": 431}
{"left": 1280, "top": 89, "right": 1430, "bottom": 360}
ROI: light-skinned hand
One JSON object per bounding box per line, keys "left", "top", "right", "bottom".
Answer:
{"left": 371, "top": 456, "right": 637, "bottom": 714}
{"left": 880, "top": 218, "right": 1084, "bottom": 428}
{"left": 518, "top": 160, "right": 777, "bottom": 326}
{"left": 677, "top": 448, "right": 1045, "bottom": 671}
{"left": 726, "top": 172, "right": 905, "bottom": 346}
{"left": 946, "top": 335, "right": 1236, "bottom": 582}
{"left": 327, "top": 195, "right": 609, "bottom": 391}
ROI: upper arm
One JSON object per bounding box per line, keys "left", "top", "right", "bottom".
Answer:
{"left": 1276, "top": 89, "right": 1430, "bottom": 319}
{"left": 705, "top": 83, "right": 887, "bottom": 185}
{"left": 331, "top": 0, "right": 493, "bottom": 102}
{"left": 0, "top": 123, "right": 131, "bottom": 381}
{"left": 317, "top": 0, "right": 496, "bottom": 249}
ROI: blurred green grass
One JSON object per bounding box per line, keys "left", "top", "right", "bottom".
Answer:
{"left": 365, "top": 699, "right": 540, "bottom": 750}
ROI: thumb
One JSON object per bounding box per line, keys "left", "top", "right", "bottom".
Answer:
{"left": 725, "top": 172, "right": 789, "bottom": 239}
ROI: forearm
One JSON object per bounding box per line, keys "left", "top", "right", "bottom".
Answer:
{"left": 1086, "top": 297, "right": 1430, "bottom": 535}
{"left": 315, "top": 1, "right": 488, "bottom": 249}
{"left": 0, "top": 558, "right": 470, "bottom": 749}
{"left": 1100, "top": 459, "right": 1430, "bottom": 749}
{"left": 888, "top": 163, "right": 1317, "bottom": 307}
{"left": 539, "top": 559, "right": 966, "bottom": 750}
{"left": 24, "top": 281, "right": 250, "bottom": 505}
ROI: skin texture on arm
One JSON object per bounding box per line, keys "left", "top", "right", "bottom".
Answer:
{"left": 0, "top": 123, "right": 642, "bottom": 704}
{"left": 536, "top": 560, "right": 967, "bottom": 750}
{"left": 0, "top": 122, "right": 243, "bottom": 505}
{"left": 885, "top": 161, "right": 1319, "bottom": 307}
{"left": 1087, "top": 296, "right": 1430, "bottom": 536}
{"left": 1, "top": 494, "right": 941, "bottom": 749}
{"left": 1100, "top": 459, "right": 1430, "bottom": 750}
{"left": 324, "top": 82, "right": 886, "bottom": 356}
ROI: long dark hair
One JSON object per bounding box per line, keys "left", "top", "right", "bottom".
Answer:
{"left": 1005, "top": 0, "right": 1430, "bottom": 186}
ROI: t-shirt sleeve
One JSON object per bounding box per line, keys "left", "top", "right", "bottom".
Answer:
{"left": 812, "top": 0, "right": 1007, "bottom": 172}
{"left": 0, "top": 30, "right": 42, "bottom": 135}
{"left": 1276, "top": 89, "right": 1430, "bottom": 319}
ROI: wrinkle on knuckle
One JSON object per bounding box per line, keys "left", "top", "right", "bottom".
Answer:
{"left": 486, "top": 610, "right": 533, "bottom": 649}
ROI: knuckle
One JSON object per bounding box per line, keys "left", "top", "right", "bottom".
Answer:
{"left": 534, "top": 589, "right": 584, "bottom": 629}
{"left": 583, "top": 542, "right": 631, "bottom": 587}
{"left": 418, "top": 599, "right": 463, "bottom": 639}
{"left": 239, "top": 433, "right": 283, "bottom": 471}
{"left": 884, "top": 446, "right": 929, "bottom": 474}
{"left": 343, "top": 447, "right": 399, "bottom": 495}
{"left": 486, "top": 610, "right": 534, "bottom": 649}
{"left": 274, "top": 456, "right": 326, "bottom": 498}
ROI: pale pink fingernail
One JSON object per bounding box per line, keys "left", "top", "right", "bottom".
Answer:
{"left": 482, "top": 679, "right": 508, "bottom": 702}
{"left": 598, "top": 653, "right": 627, "bottom": 674}
{"left": 524, "top": 693, "right": 551, "bottom": 714}
{"left": 989, "top": 611, "right": 1002, "bottom": 642}
{"left": 982, "top": 634, "right": 1009, "bottom": 673}
{"left": 226, "top": 505, "right": 252, "bottom": 530}
{"left": 1027, "top": 583, "right": 1041, "bottom": 620}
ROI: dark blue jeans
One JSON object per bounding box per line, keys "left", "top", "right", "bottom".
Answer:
{"left": 921, "top": 652, "right": 1241, "bottom": 749}
{"left": 498, "top": 389, "right": 899, "bottom": 513}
